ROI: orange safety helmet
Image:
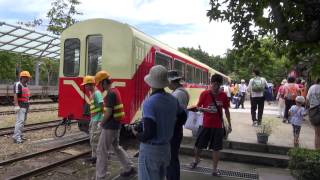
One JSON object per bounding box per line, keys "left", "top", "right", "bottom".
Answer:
{"left": 95, "top": 70, "right": 111, "bottom": 85}
{"left": 20, "top": 71, "right": 31, "bottom": 78}
{"left": 81, "top": 76, "right": 96, "bottom": 86}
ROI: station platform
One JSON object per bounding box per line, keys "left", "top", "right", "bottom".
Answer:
{"left": 183, "top": 101, "right": 315, "bottom": 149}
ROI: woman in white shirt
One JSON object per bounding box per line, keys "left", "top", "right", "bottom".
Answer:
{"left": 306, "top": 78, "right": 320, "bottom": 149}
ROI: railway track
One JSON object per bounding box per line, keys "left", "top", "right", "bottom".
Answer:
{"left": 0, "top": 137, "right": 90, "bottom": 180}
{"left": 0, "top": 107, "right": 58, "bottom": 116}
{"left": 1, "top": 100, "right": 57, "bottom": 106}
{"left": 29, "top": 100, "right": 57, "bottom": 105}
{"left": 0, "top": 120, "right": 75, "bottom": 136}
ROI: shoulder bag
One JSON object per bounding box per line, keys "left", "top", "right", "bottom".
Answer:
{"left": 210, "top": 93, "right": 229, "bottom": 139}
{"left": 309, "top": 104, "right": 320, "bottom": 126}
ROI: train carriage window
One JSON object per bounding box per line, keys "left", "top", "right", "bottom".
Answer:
{"left": 195, "top": 68, "right": 201, "bottom": 84}
{"left": 203, "top": 71, "right": 208, "bottom": 85}
{"left": 87, "top": 35, "right": 102, "bottom": 76}
{"left": 185, "top": 65, "right": 193, "bottom": 83}
{"left": 173, "top": 60, "right": 185, "bottom": 78}
{"left": 63, "top": 38, "right": 80, "bottom": 77}
{"left": 155, "top": 53, "right": 172, "bottom": 70}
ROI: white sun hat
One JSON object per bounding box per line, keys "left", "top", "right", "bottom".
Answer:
{"left": 295, "top": 96, "right": 305, "bottom": 104}
{"left": 144, "top": 65, "right": 169, "bottom": 88}
{"left": 281, "top": 79, "right": 287, "bottom": 85}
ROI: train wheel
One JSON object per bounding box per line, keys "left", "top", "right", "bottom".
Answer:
{"left": 54, "top": 120, "right": 67, "bottom": 137}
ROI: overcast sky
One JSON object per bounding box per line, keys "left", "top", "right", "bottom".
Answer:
{"left": 0, "top": 0, "right": 233, "bottom": 56}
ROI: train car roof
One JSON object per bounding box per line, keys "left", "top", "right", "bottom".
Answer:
{"left": 128, "top": 22, "right": 230, "bottom": 80}
{"left": 62, "top": 18, "right": 230, "bottom": 80}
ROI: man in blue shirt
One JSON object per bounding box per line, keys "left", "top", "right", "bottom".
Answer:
{"left": 132, "top": 65, "right": 187, "bottom": 180}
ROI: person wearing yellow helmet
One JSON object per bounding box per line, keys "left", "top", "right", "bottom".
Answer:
{"left": 95, "top": 70, "right": 136, "bottom": 179}
{"left": 82, "top": 76, "right": 103, "bottom": 164}
{"left": 12, "top": 70, "right": 32, "bottom": 144}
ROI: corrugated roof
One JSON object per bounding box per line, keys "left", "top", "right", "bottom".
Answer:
{"left": 0, "top": 22, "right": 60, "bottom": 59}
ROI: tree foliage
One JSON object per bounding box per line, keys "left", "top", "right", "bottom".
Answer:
{"left": 207, "top": 0, "right": 320, "bottom": 47}
{"left": 178, "top": 46, "right": 226, "bottom": 74}
{"left": 40, "top": 58, "right": 60, "bottom": 85}
{"left": 179, "top": 37, "right": 294, "bottom": 85}
{"left": 207, "top": 0, "right": 320, "bottom": 78}
{"left": 47, "top": 0, "right": 82, "bottom": 35}
{"left": 224, "top": 38, "right": 292, "bottom": 84}
{"left": 0, "top": 52, "right": 17, "bottom": 83}
{"left": 0, "top": 52, "right": 59, "bottom": 85}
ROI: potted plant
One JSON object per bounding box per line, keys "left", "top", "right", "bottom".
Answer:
{"left": 256, "top": 120, "right": 272, "bottom": 144}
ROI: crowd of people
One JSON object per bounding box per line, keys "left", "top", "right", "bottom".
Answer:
{"left": 11, "top": 67, "right": 320, "bottom": 180}
{"left": 275, "top": 75, "right": 320, "bottom": 148}
{"left": 88, "top": 65, "right": 231, "bottom": 179}
{"left": 221, "top": 69, "right": 320, "bottom": 149}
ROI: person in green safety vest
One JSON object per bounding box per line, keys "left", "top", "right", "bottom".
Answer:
{"left": 82, "top": 75, "right": 104, "bottom": 164}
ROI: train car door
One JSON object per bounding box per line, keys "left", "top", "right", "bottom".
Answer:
{"left": 82, "top": 35, "right": 103, "bottom": 115}
{"left": 85, "top": 35, "right": 103, "bottom": 77}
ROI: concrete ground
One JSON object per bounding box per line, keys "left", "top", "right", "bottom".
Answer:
{"left": 179, "top": 154, "right": 294, "bottom": 180}
{"left": 183, "top": 100, "right": 315, "bottom": 149}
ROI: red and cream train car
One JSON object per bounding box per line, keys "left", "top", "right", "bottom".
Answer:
{"left": 58, "top": 19, "right": 230, "bottom": 130}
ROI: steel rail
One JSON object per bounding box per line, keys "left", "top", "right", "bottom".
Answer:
{"left": 0, "top": 119, "right": 76, "bottom": 136}
{"left": 0, "top": 107, "right": 58, "bottom": 116}
{"left": 1, "top": 100, "right": 57, "bottom": 106}
{"left": 8, "top": 150, "right": 90, "bottom": 180}
{"left": 0, "top": 137, "right": 89, "bottom": 166}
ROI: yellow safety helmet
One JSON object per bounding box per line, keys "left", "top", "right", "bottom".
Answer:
{"left": 81, "top": 76, "right": 96, "bottom": 86}
{"left": 20, "top": 71, "right": 31, "bottom": 78}
{"left": 95, "top": 70, "right": 111, "bottom": 85}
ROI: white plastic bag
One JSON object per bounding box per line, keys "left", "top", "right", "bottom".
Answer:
{"left": 196, "top": 112, "right": 203, "bottom": 127}
{"left": 184, "top": 111, "right": 197, "bottom": 131}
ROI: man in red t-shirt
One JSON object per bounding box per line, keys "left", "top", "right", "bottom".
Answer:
{"left": 189, "top": 74, "right": 232, "bottom": 176}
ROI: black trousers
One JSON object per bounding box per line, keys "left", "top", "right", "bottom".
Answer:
{"left": 239, "top": 92, "right": 246, "bottom": 108}
{"left": 166, "top": 128, "right": 183, "bottom": 180}
{"left": 284, "top": 99, "right": 296, "bottom": 120}
{"left": 250, "top": 96, "right": 265, "bottom": 123}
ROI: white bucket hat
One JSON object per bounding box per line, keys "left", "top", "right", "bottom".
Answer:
{"left": 144, "top": 65, "right": 169, "bottom": 88}
{"left": 281, "top": 79, "right": 287, "bottom": 85}
{"left": 295, "top": 96, "right": 305, "bottom": 104}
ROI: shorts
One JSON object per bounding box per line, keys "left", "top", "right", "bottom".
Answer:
{"left": 195, "top": 127, "right": 224, "bottom": 151}
{"left": 292, "top": 125, "right": 301, "bottom": 137}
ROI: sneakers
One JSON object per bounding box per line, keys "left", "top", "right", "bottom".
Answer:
{"left": 212, "top": 171, "right": 221, "bottom": 176}
{"left": 13, "top": 139, "right": 23, "bottom": 144}
{"left": 189, "top": 160, "right": 201, "bottom": 169}
{"left": 21, "top": 136, "right": 27, "bottom": 141}
{"left": 252, "top": 121, "right": 258, "bottom": 127}
{"left": 120, "top": 167, "right": 136, "bottom": 177}
{"left": 85, "top": 157, "right": 97, "bottom": 164}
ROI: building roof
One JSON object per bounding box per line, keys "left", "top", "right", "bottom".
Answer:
{"left": 0, "top": 22, "right": 60, "bottom": 59}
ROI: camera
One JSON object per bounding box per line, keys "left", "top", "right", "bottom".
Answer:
{"left": 124, "top": 121, "right": 143, "bottom": 133}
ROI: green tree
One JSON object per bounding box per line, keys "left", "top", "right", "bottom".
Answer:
{"left": 178, "top": 46, "right": 226, "bottom": 73}
{"left": 224, "top": 38, "right": 292, "bottom": 84}
{"left": 47, "top": 0, "right": 82, "bottom": 35}
{"left": 207, "top": 0, "right": 320, "bottom": 46}
{"left": 0, "top": 52, "right": 17, "bottom": 83}
{"left": 40, "top": 59, "right": 59, "bottom": 85}
{"left": 207, "top": 0, "right": 320, "bottom": 77}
